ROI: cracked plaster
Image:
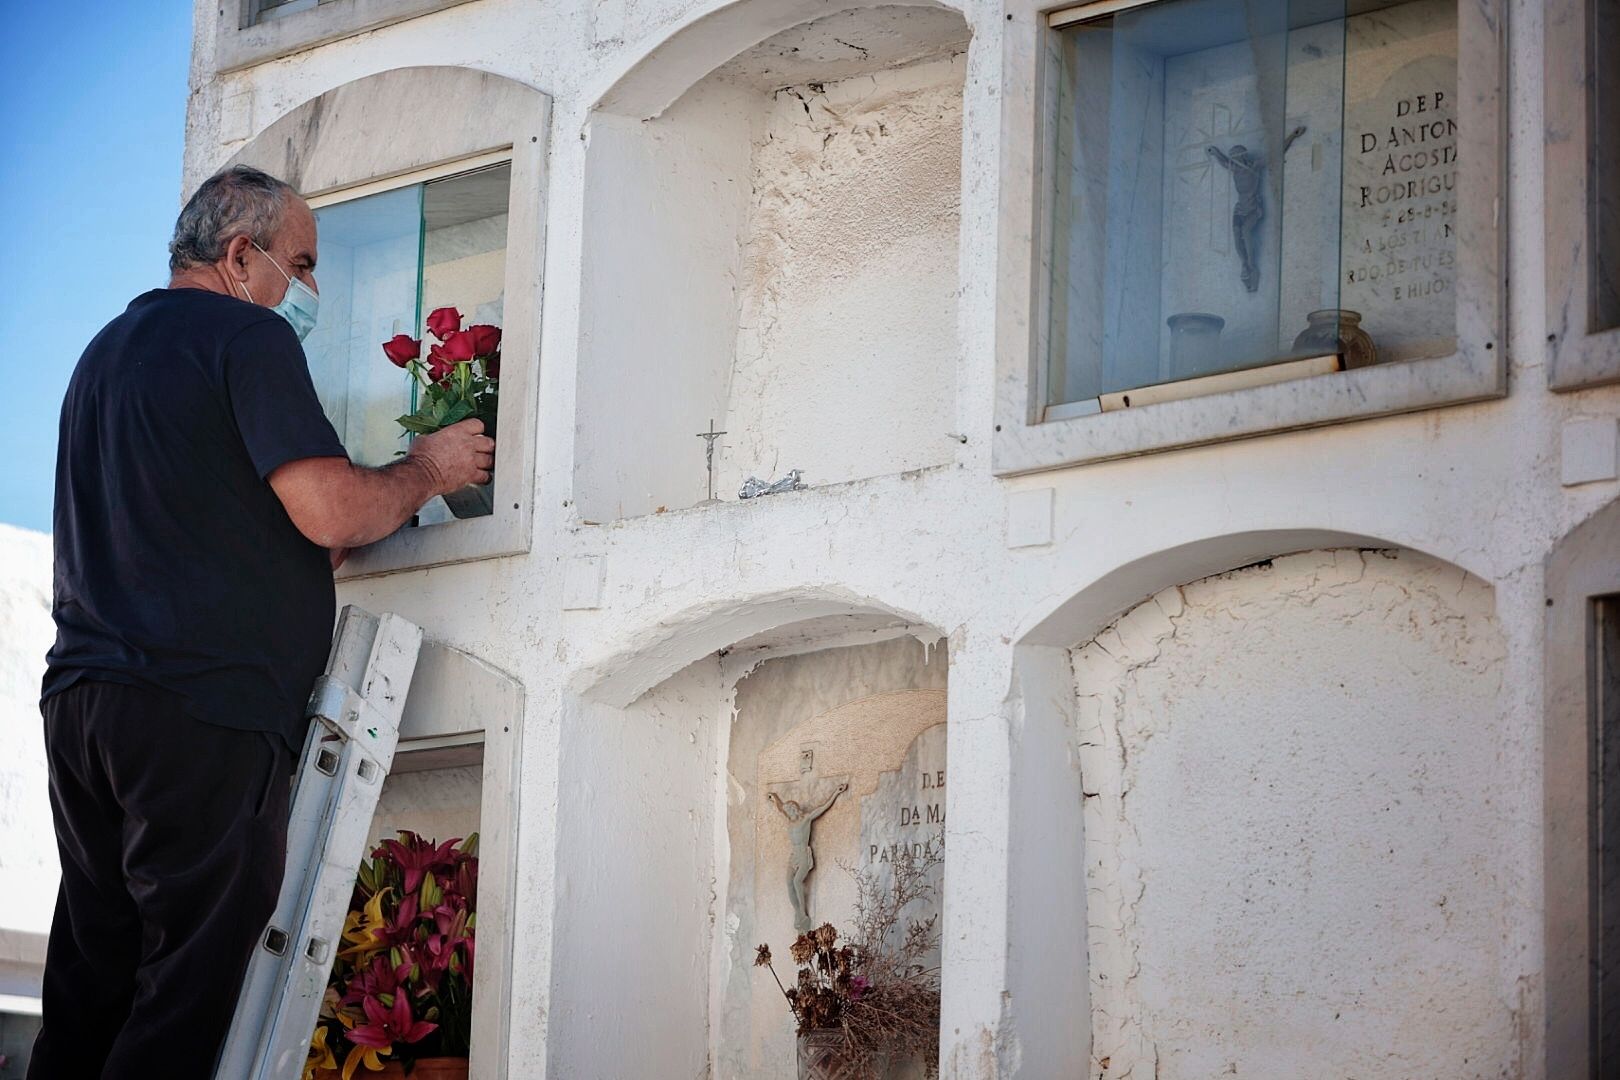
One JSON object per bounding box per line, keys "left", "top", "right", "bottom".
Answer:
{"left": 1075, "top": 549, "right": 1512, "bottom": 1079}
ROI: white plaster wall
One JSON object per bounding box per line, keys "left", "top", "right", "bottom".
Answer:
{"left": 575, "top": 80, "right": 759, "bottom": 522}
{"left": 0, "top": 525, "right": 57, "bottom": 941}
{"left": 1075, "top": 549, "right": 1512, "bottom": 1078}
{"left": 546, "top": 660, "right": 730, "bottom": 1080}
{"left": 716, "top": 54, "right": 964, "bottom": 496}
{"left": 370, "top": 764, "right": 483, "bottom": 852}
{"left": 176, "top": 0, "right": 1620, "bottom": 1075}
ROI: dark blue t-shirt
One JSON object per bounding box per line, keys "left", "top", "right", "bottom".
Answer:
{"left": 43, "top": 288, "right": 349, "bottom": 750}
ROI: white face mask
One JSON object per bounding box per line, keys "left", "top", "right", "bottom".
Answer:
{"left": 241, "top": 240, "right": 320, "bottom": 342}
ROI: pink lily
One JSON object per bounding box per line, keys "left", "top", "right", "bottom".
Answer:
{"left": 346, "top": 992, "right": 438, "bottom": 1050}
{"left": 375, "top": 832, "right": 462, "bottom": 895}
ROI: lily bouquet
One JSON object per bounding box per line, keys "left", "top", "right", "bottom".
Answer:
{"left": 381, "top": 306, "right": 500, "bottom": 442}
{"left": 305, "top": 831, "right": 478, "bottom": 1080}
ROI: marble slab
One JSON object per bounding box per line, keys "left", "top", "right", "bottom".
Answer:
{"left": 857, "top": 722, "right": 946, "bottom": 972}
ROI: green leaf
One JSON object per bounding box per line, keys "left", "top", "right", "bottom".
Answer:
{"left": 395, "top": 414, "right": 441, "bottom": 436}
{"left": 443, "top": 398, "right": 476, "bottom": 426}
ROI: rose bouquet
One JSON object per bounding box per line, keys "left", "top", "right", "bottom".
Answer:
{"left": 381, "top": 307, "right": 500, "bottom": 443}
{"left": 304, "top": 831, "right": 478, "bottom": 1080}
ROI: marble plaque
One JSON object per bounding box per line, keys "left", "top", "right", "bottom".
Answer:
{"left": 857, "top": 723, "right": 946, "bottom": 966}
{"left": 1338, "top": 0, "right": 1459, "bottom": 363}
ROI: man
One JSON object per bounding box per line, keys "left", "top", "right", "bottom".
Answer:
{"left": 32, "top": 164, "right": 492, "bottom": 1078}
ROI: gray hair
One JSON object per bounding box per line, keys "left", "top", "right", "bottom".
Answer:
{"left": 168, "top": 165, "right": 298, "bottom": 272}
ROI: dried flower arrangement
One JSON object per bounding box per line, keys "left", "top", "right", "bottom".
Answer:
{"left": 755, "top": 839, "right": 943, "bottom": 1078}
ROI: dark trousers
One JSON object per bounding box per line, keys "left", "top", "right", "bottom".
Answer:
{"left": 30, "top": 681, "right": 292, "bottom": 1080}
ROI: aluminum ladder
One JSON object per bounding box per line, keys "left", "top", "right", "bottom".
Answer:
{"left": 214, "top": 605, "right": 423, "bottom": 1080}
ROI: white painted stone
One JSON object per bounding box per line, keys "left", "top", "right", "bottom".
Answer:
{"left": 369, "top": 764, "right": 483, "bottom": 850}
{"left": 561, "top": 554, "right": 605, "bottom": 609}
{"left": 1076, "top": 549, "right": 1514, "bottom": 1079}
{"left": 219, "top": 83, "right": 253, "bottom": 144}
{"left": 1561, "top": 416, "right": 1619, "bottom": 485}
{"left": 1005, "top": 486, "right": 1053, "bottom": 548}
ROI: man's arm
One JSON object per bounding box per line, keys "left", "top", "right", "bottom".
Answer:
{"left": 269, "top": 418, "right": 493, "bottom": 550}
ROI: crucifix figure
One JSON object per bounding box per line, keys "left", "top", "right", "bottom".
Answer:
{"left": 695, "top": 419, "right": 726, "bottom": 502}
{"left": 768, "top": 781, "right": 849, "bottom": 932}
{"left": 1206, "top": 124, "right": 1307, "bottom": 292}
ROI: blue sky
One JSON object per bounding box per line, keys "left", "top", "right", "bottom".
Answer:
{"left": 0, "top": 4, "right": 192, "bottom": 532}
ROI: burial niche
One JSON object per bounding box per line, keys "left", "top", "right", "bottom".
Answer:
{"left": 1046, "top": 0, "right": 1460, "bottom": 413}
{"left": 1073, "top": 549, "right": 1512, "bottom": 1078}
{"left": 723, "top": 636, "right": 946, "bottom": 1080}
{"left": 576, "top": 6, "right": 970, "bottom": 520}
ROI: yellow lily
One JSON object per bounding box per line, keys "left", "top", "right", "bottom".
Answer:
{"left": 303, "top": 1023, "right": 337, "bottom": 1080}
{"left": 341, "top": 1044, "right": 387, "bottom": 1080}
{"left": 338, "top": 889, "right": 390, "bottom": 962}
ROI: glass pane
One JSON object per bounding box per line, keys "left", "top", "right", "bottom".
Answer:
{"left": 1338, "top": 0, "right": 1459, "bottom": 365}
{"left": 415, "top": 164, "right": 511, "bottom": 525}
{"left": 421, "top": 164, "right": 511, "bottom": 348}
{"left": 1594, "top": 0, "right": 1620, "bottom": 332}
{"left": 308, "top": 184, "right": 422, "bottom": 467}
{"left": 252, "top": 0, "right": 317, "bottom": 24}
{"left": 1047, "top": 0, "right": 1459, "bottom": 411}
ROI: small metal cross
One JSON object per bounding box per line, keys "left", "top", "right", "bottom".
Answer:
{"left": 695, "top": 419, "right": 727, "bottom": 501}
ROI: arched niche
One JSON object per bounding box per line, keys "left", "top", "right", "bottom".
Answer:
{"left": 373, "top": 639, "right": 524, "bottom": 1079}
{"left": 1544, "top": 495, "right": 1620, "bottom": 1078}
{"left": 1003, "top": 529, "right": 1495, "bottom": 1077}
{"left": 550, "top": 597, "right": 948, "bottom": 1078}
{"left": 574, "top": 1, "right": 972, "bottom": 521}
{"left": 226, "top": 67, "right": 551, "bottom": 578}
{"left": 1009, "top": 538, "right": 1513, "bottom": 1078}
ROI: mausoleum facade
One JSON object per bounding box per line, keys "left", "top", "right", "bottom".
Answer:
{"left": 175, "top": 0, "right": 1620, "bottom": 1074}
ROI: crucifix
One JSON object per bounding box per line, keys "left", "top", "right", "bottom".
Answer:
{"left": 768, "top": 782, "right": 849, "bottom": 932}
{"left": 695, "top": 419, "right": 726, "bottom": 502}
{"left": 1207, "top": 124, "right": 1307, "bottom": 292}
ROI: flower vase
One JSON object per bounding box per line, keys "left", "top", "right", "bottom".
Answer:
{"left": 798, "top": 1028, "right": 864, "bottom": 1080}
{"left": 440, "top": 408, "right": 497, "bottom": 519}
{"left": 1165, "top": 312, "right": 1226, "bottom": 378}
{"left": 374, "top": 1058, "right": 469, "bottom": 1080}
{"left": 441, "top": 474, "right": 495, "bottom": 519}
{"left": 1292, "top": 308, "right": 1379, "bottom": 369}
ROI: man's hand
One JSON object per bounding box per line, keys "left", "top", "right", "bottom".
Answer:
{"left": 407, "top": 419, "right": 494, "bottom": 493}
{"left": 269, "top": 419, "right": 496, "bottom": 551}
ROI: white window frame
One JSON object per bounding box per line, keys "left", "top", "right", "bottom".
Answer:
{"left": 1545, "top": 0, "right": 1620, "bottom": 390}
{"left": 991, "top": 0, "right": 1507, "bottom": 476}
{"left": 226, "top": 66, "right": 550, "bottom": 578}
{"left": 390, "top": 640, "right": 525, "bottom": 1080}
{"left": 216, "top": 0, "right": 482, "bottom": 73}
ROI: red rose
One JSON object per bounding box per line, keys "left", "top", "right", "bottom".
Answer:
{"left": 381, "top": 334, "right": 420, "bottom": 367}
{"left": 425, "top": 307, "right": 462, "bottom": 341}
{"left": 425, "top": 344, "right": 457, "bottom": 383}
{"left": 484, "top": 353, "right": 500, "bottom": 380}
{"left": 466, "top": 324, "right": 501, "bottom": 357}
{"left": 441, "top": 330, "right": 478, "bottom": 363}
